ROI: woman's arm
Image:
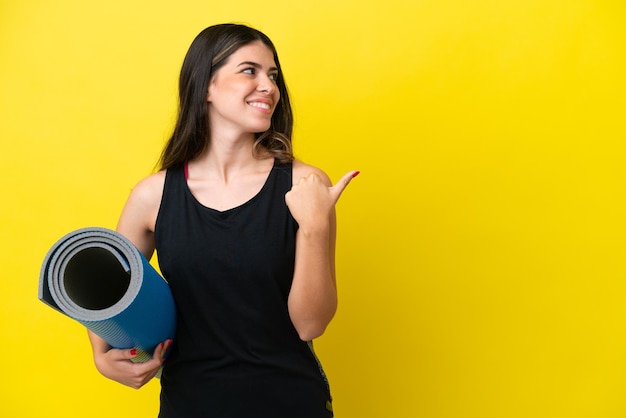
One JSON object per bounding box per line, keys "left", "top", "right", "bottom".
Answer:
{"left": 285, "top": 162, "right": 357, "bottom": 340}
{"left": 87, "top": 172, "right": 171, "bottom": 389}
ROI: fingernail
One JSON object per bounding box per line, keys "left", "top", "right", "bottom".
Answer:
{"left": 130, "top": 348, "right": 137, "bottom": 356}
{"left": 352, "top": 171, "right": 360, "bottom": 178}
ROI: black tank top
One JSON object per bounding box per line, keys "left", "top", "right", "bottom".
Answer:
{"left": 154, "top": 161, "right": 333, "bottom": 417}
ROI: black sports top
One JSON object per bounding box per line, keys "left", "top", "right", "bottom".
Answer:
{"left": 154, "top": 161, "right": 333, "bottom": 417}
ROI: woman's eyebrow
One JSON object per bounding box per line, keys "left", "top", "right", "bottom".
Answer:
{"left": 237, "top": 61, "right": 278, "bottom": 72}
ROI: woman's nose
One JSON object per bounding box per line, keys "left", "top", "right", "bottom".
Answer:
{"left": 257, "top": 74, "right": 276, "bottom": 94}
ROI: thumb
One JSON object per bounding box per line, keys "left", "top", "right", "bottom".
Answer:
{"left": 329, "top": 170, "right": 359, "bottom": 203}
{"left": 113, "top": 347, "right": 139, "bottom": 361}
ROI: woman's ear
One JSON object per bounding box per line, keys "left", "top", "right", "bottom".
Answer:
{"left": 206, "top": 78, "right": 213, "bottom": 102}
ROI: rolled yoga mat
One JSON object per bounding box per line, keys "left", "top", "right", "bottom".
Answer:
{"left": 39, "top": 227, "right": 176, "bottom": 363}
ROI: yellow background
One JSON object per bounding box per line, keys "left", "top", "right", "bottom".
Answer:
{"left": 1, "top": 0, "right": 625, "bottom": 417}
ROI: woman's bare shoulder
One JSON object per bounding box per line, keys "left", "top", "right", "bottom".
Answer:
{"left": 128, "top": 170, "right": 166, "bottom": 205}
{"left": 292, "top": 160, "right": 331, "bottom": 186}
{"left": 118, "top": 170, "right": 166, "bottom": 232}
{"left": 115, "top": 171, "right": 167, "bottom": 256}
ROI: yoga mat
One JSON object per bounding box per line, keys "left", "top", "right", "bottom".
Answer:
{"left": 39, "top": 227, "right": 176, "bottom": 363}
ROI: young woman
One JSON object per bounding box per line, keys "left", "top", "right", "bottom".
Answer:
{"left": 87, "top": 23, "right": 357, "bottom": 417}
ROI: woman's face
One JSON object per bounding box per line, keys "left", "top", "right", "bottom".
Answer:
{"left": 207, "top": 41, "right": 280, "bottom": 137}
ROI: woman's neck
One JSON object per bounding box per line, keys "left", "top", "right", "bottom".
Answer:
{"left": 189, "top": 137, "right": 271, "bottom": 184}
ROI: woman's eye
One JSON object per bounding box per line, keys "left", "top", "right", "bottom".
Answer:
{"left": 242, "top": 67, "right": 277, "bottom": 81}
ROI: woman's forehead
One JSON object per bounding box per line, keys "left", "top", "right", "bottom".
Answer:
{"left": 224, "top": 41, "right": 277, "bottom": 67}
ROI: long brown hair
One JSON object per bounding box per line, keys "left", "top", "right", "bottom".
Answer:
{"left": 159, "top": 24, "right": 294, "bottom": 170}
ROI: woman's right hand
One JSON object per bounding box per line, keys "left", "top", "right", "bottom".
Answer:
{"left": 89, "top": 330, "right": 172, "bottom": 389}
